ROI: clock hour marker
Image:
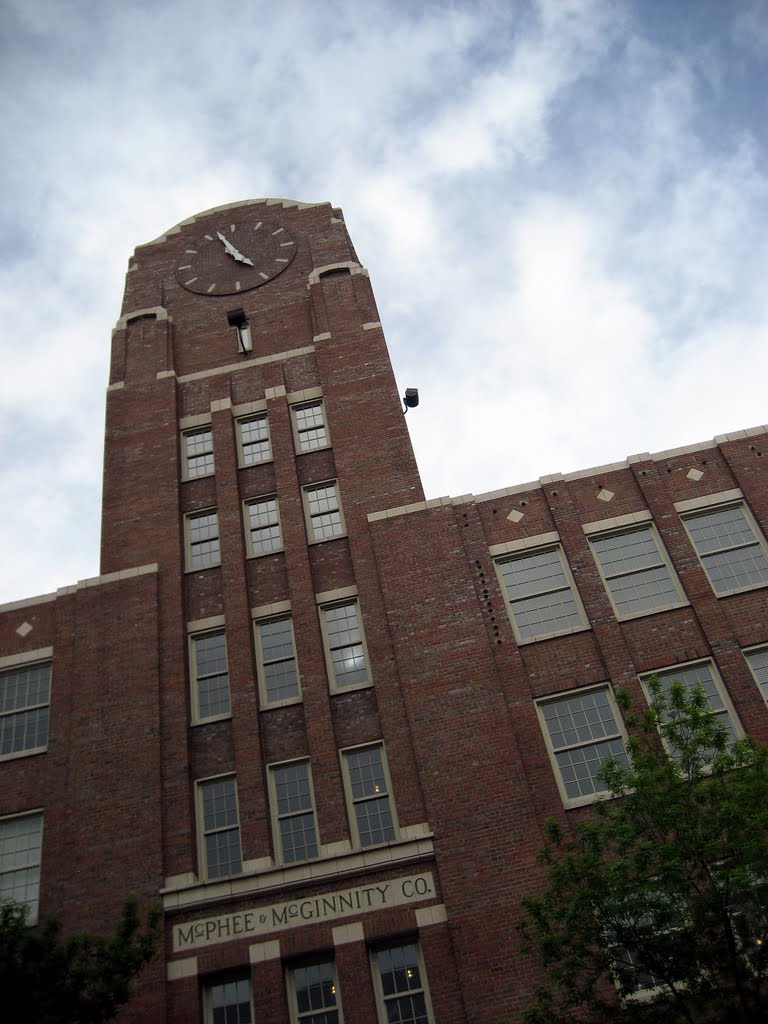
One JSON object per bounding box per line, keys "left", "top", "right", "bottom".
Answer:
{"left": 207, "top": 283, "right": 217, "bottom": 293}
{"left": 280, "top": 241, "right": 294, "bottom": 247}
{"left": 253, "top": 222, "right": 262, "bottom": 231}
{"left": 204, "top": 234, "right": 213, "bottom": 241}
{"left": 235, "top": 281, "right": 241, "bottom": 291}
{"left": 178, "top": 264, "right": 192, "bottom": 270}
{"left": 259, "top": 272, "right": 269, "bottom": 280}
{"left": 231, "top": 223, "right": 236, "bottom": 232}
{"left": 185, "top": 249, "right": 198, "bottom": 254}
{"left": 184, "top": 278, "right": 198, "bottom": 286}
{"left": 272, "top": 227, "right": 285, "bottom": 235}
{"left": 275, "top": 258, "right": 288, "bottom": 263}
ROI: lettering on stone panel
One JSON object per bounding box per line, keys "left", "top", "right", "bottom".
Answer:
{"left": 173, "top": 872, "right": 435, "bottom": 952}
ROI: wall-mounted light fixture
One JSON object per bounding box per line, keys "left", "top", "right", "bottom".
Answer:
{"left": 403, "top": 388, "right": 419, "bottom": 414}
{"left": 226, "top": 308, "right": 252, "bottom": 354}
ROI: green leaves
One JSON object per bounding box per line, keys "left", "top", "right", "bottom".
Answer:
{"left": 518, "top": 681, "right": 768, "bottom": 1024}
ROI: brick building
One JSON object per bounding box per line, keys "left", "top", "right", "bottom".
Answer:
{"left": 2, "top": 196, "right": 768, "bottom": 1023}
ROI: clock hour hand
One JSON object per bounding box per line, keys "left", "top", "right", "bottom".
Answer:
{"left": 216, "top": 231, "right": 254, "bottom": 267}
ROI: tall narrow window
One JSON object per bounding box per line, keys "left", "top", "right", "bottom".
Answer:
{"left": 342, "top": 744, "right": 396, "bottom": 848}
{"left": 255, "top": 618, "right": 300, "bottom": 705}
{"left": 0, "top": 811, "right": 43, "bottom": 921}
{"left": 288, "top": 959, "right": 340, "bottom": 1024}
{"left": 190, "top": 632, "right": 230, "bottom": 721}
{"left": 292, "top": 400, "right": 329, "bottom": 453}
{"left": 204, "top": 974, "right": 252, "bottom": 1024}
{"left": 744, "top": 647, "right": 768, "bottom": 706}
{"left": 185, "top": 509, "right": 221, "bottom": 570}
{"left": 536, "top": 686, "right": 629, "bottom": 806}
{"left": 682, "top": 502, "right": 768, "bottom": 595}
{"left": 321, "top": 601, "right": 370, "bottom": 690}
{"left": 183, "top": 427, "right": 214, "bottom": 479}
{"left": 589, "top": 525, "right": 684, "bottom": 618}
{"left": 270, "top": 761, "right": 319, "bottom": 863}
{"left": 0, "top": 660, "right": 50, "bottom": 757}
{"left": 495, "top": 545, "right": 587, "bottom": 642}
{"left": 238, "top": 415, "right": 271, "bottom": 466}
{"left": 198, "top": 776, "right": 242, "bottom": 880}
{"left": 245, "top": 496, "right": 282, "bottom": 556}
{"left": 371, "top": 942, "right": 433, "bottom": 1024}
{"left": 303, "top": 482, "right": 345, "bottom": 542}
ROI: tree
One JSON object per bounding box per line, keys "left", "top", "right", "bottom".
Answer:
{"left": 518, "top": 678, "right": 768, "bottom": 1024}
{"left": 0, "top": 895, "right": 160, "bottom": 1024}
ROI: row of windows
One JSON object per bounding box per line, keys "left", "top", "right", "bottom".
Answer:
{"left": 190, "top": 599, "right": 369, "bottom": 721}
{"left": 206, "top": 940, "right": 432, "bottom": 1024}
{"left": 183, "top": 399, "right": 330, "bottom": 481}
{"left": 496, "top": 501, "right": 768, "bottom": 643}
{"left": 185, "top": 479, "right": 345, "bottom": 570}
{"left": 198, "top": 743, "right": 395, "bottom": 880}
{"left": 539, "top": 657, "right": 751, "bottom": 807}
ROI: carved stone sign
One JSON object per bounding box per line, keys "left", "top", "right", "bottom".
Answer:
{"left": 172, "top": 872, "right": 436, "bottom": 951}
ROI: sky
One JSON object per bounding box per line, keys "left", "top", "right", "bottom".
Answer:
{"left": 0, "top": 0, "right": 767, "bottom": 604}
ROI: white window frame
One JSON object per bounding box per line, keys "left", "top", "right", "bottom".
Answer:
{"left": 254, "top": 616, "right": 301, "bottom": 707}
{"left": 743, "top": 645, "right": 768, "bottom": 708}
{"left": 536, "top": 684, "right": 630, "bottom": 809}
{"left": 303, "top": 481, "right": 346, "bottom": 543}
{"left": 203, "top": 973, "right": 253, "bottom": 1024}
{"left": 196, "top": 774, "right": 243, "bottom": 881}
{"left": 340, "top": 742, "right": 398, "bottom": 849}
{"left": 679, "top": 499, "right": 768, "bottom": 597}
{"left": 370, "top": 941, "right": 434, "bottom": 1024}
{"left": 268, "top": 759, "right": 320, "bottom": 865}
{"left": 319, "top": 600, "right": 371, "bottom": 692}
{"left": 237, "top": 413, "right": 272, "bottom": 467}
{"left": 291, "top": 399, "right": 331, "bottom": 453}
{"left": 0, "top": 652, "right": 51, "bottom": 761}
{"left": 0, "top": 810, "right": 43, "bottom": 923}
{"left": 286, "top": 957, "right": 342, "bottom": 1024}
{"left": 494, "top": 539, "right": 588, "bottom": 644}
{"left": 189, "top": 630, "right": 231, "bottom": 724}
{"left": 184, "top": 508, "right": 221, "bottom": 571}
{"left": 587, "top": 523, "right": 686, "bottom": 620}
{"left": 639, "top": 659, "right": 743, "bottom": 755}
{"left": 182, "top": 426, "right": 214, "bottom": 480}
{"left": 244, "top": 495, "right": 283, "bottom": 557}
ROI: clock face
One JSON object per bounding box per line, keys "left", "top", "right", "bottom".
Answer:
{"left": 175, "top": 218, "right": 297, "bottom": 296}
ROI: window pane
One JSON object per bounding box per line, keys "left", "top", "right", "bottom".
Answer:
{"left": 324, "top": 603, "right": 368, "bottom": 687}
{"left": 0, "top": 813, "right": 43, "bottom": 919}
{"left": 345, "top": 746, "right": 395, "bottom": 847}
{"left": 745, "top": 648, "right": 768, "bottom": 703}
{"left": 374, "top": 944, "right": 430, "bottom": 1024}
{"left": 0, "top": 663, "right": 51, "bottom": 755}
{"left": 293, "top": 959, "right": 339, "bottom": 1022}
{"left": 258, "top": 619, "right": 300, "bottom": 703}
{"left": 248, "top": 498, "right": 282, "bottom": 555}
{"left": 294, "top": 401, "right": 328, "bottom": 452}
{"left": 240, "top": 416, "right": 271, "bottom": 465}
{"left": 210, "top": 976, "right": 252, "bottom": 1024}
{"left": 497, "top": 547, "right": 585, "bottom": 640}
{"left": 684, "top": 504, "right": 768, "bottom": 594}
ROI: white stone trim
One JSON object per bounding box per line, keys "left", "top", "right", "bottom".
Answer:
{"left": 167, "top": 956, "right": 198, "bottom": 980}
{"left": 582, "top": 510, "right": 653, "bottom": 535}
{"left": 250, "top": 939, "right": 281, "bottom": 963}
{"left": 415, "top": 904, "right": 448, "bottom": 927}
{"left": 333, "top": 922, "right": 364, "bottom": 945}
{"left": 0, "top": 647, "right": 53, "bottom": 670}
{"left": 674, "top": 488, "right": 743, "bottom": 513}
{"left": 489, "top": 532, "right": 559, "bottom": 557}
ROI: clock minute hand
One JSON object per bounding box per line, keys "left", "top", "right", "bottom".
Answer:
{"left": 216, "top": 231, "right": 254, "bottom": 267}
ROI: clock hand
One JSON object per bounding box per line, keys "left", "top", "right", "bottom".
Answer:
{"left": 216, "top": 231, "right": 254, "bottom": 267}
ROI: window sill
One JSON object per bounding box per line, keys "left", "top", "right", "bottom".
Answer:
{"left": 260, "top": 696, "right": 303, "bottom": 711}
{"left": 613, "top": 600, "right": 689, "bottom": 623}
{"left": 246, "top": 548, "right": 285, "bottom": 560}
{"left": 330, "top": 681, "right": 373, "bottom": 696}
{"left": 190, "top": 714, "right": 232, "bottom": 728}
{"left": 238, "top": 458, "right": 274, "bottom": 470}
{"left": 184, "top": 563, "right": 222, "bottom": 575}
{"left": 308, "top": 533, "right": 348, "bottom": 546}
{"left": 516, "top": 624, "right": 591, "bottom": 645}
{"left": 712, "top": 581, "right": 768, "bottom": 599}
{"left": 182, "top": 471, "right": 215, "bottom": 483}
{"left": 161, "top": 827, "right": 434, "bottom": 912}
{"left": 0, "top": 745, "right": 47, "bottom": 763}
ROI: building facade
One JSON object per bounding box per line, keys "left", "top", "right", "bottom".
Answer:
{"left": 2, "top": 197, "right": 768, "bottom": 1023}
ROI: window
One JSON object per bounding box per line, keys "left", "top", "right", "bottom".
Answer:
{"left": 589, "top": 525, "right": 684, "bottom": 618}
{"left": 270, "top": 761, "right": 318, "bottom": 864}
{"left": 681, "top": 502, "right": 768, "bottom": 595}
{"left": 536, "top": 686, "right": 629, "bottom": 806}
{"left": 0, "top": 811, "right": 43, "bottom": 921}
{"left": 255, "top": 617, "right": 300, "bottom": 705}
{"left": 342, "top": 744, "right": 396, "bottom": 848}
{"left": 303, "top": 482, "right": 345, "bottom": 542}
{"left": 371, "top": 942, "right": 433, "bottom": 1024}
{"left": 197, "top": 776, "right": 242, "bottom": 880}
{"left": 0, "top": 660, "right": 50, "bottom": 757}
{"left": 245, "top": 496, "right": 282, "bottom": 556}
{"left": 640, "top": 661, "right": 742, "bottom": 752}
{"left": 204, "top": 974, "right": 252, "bottom": 1024}
{"left": 191, "top": 632, "right": 230, "bottom": 722}
{"left": 185, "top": 509, "right": 221, "bottom": 570}
{"left": 183, "top": 427, "right": 214, "bottom": 479}
{"left": 238, "top": 414, "right": 271, "bottom": 466}
{"left": 744, "top": 647, "right": 768, "bottom": 706}
{"left": 320, "top": 601, "right": 370, "bottom": 690}
{"left": 292, "top": 400, "right": 329, "bottom": 453}
{"left": 495, "top": 545, "right": 587, "bottom": 643}
{"left": 287, "top": 959, "right": 340, "bottom": 1024}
